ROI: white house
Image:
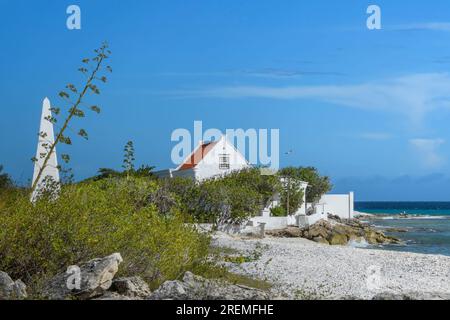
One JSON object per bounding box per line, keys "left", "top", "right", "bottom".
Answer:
{"left": 154, "top": 135, "right": 250, "bottom": 181}
{"left": 155, "top": 135, "right": 354, "bottom": 231}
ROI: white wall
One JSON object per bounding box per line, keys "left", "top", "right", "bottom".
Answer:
{"left": 297, "top": 211, "right": 328, "bottom": 228}
{"left": 195, "top": 137, "right": 249, "bottom": 181}
{"left": 318, "top": 192, "right": 354, "bottom": 219}
{"left": 250, "top": 216, "right": 289, "bottom": 230}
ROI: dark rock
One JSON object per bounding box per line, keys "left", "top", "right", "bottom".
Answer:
{"left": 111, "top": 276, "right": 151, "bottom": 298}
{"left": 383, "top": 228, "right": 408, "bottom": 233}
{"left": 327, "top": 214, "right": 341, "bottom": 222}
{"left": 94, "top": 291, "right": 137, "bottom": 300}
{"left": 373, "top": 291, "right": 450, "bottom": 300}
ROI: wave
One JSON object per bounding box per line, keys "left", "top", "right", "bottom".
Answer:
{"left": 372, "top": 225, "right": 411, "bottom": 230}
{"left": 347, "top": 238, "right": 370, "bottom": 248}
{"left": 356, "top": 211, "right": 450, "bottom": 220}
{"left": 380, "top": 215, "right": 449, "bottom": 220}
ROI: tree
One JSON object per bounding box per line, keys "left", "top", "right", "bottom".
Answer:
{"left": 278, "top": 166, "right": 332, "bottom": 204}
{"left": 88, "top": 140, "right": 154, "bottom": 182}
{"left": 90, "top": 168, "right": 121, "bottom": 181}
{"left": 134, "top": 165, "right": 155, "bottom": 178}
{"left": 0, "top": 165, "right": 12, "bottom": 190}
{"left": 122, "top": 141, "right": 135, "bottom": 178}
{"left": 30, "top": 43, "right": 112, "bottom": 196}
{"left": 183, "top": 179, "right": 262, "bottom": 226}
{"left": 279, "top": 176, "right": 304, "bottom": 215}
{"left": 220, "top": 168, "right": 281, "bottom": 207}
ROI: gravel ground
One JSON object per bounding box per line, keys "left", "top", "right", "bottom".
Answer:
{"left": 213, "top": 232, "right": 450, "bottom": 299}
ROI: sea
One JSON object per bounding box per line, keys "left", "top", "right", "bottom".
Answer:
{"left": 355, "top": 202, "right": 450, "bottom": 257}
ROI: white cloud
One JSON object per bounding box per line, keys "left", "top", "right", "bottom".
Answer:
{"left": 180, "top": 73, "right": 450, "bottom": 124}
{"left": 392, "top": 22, "right": 450, "bottom": 32}
{"left": 156, "top": 68, "right": 343, "bottom": 79}
{"left": 409, "top": 138, "right": 446, "bottom": 168}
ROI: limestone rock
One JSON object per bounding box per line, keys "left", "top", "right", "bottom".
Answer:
{"left": 297, "top": 220, "right": 401, "bottom": 246}
{"left": 307, "top": 222, "right": 330, "bottom": 239}
{"left": 0, "top": 271, "right": 27, "bottom": 300}
{"left": 150, "top": 280, "right": 188, "bottom": 300}
{"left": 148, "top": 272, "right": 272, "bottom": 300}
{"left": 329, "top": 233, "right": 348, "bottom": 245}
{"left": 111, "top": 276, "right": 151, "bottom": 298}
{"left": 267, "top": 216, "right": 400, "bottom": 245}
{"left": 42, "top": 253, "right": 123, "bottom": 300}
{"left": 266, "top": 227, "right": 302, "bottom": 238}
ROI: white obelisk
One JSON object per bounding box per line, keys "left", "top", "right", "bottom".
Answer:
{"left": 31, "top": 97, "right": 60, "bottom": 202}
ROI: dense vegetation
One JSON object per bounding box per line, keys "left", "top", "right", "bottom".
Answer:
{"left": 164, "top": 168, "right": 282, "bottom": 224}
{"left": 0, "top": 164, "right": 331, "bottom": 296}
{"left": 0, "top": 177, "right": 210, "bottom": 293}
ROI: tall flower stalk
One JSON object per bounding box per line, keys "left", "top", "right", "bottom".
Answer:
{"left": 31, "top": 43, "right": 112, "bottom": 195}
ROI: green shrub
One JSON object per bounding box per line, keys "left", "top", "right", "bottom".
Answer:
{"left": 200, "top": 179, "right": 262, "bottom": 225}
{"left": 220, "top": 168, "right": 281, "bottom": 206}
{"left": 278, "top": 166, "right": 332, "bottom": 203}
{"left": 270, "top": 206, "right": 286, "bottom": 217}
{"left": 0, "top": 177, "right": 210, "bottom": 292}
{"left": 161, "top": 168, "right": 281, "bottom": 225}
{"left": 0, "top": 165, "right": 12, "bottom": 190}
{"left": 88, "top": 165, "right": 156, "bottom": 182}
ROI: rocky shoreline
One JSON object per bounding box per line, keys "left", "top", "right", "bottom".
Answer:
{"left": 266, "top": 216, "right": 401, "bottom": 246}
{"left": 214, "top": 232, "right": 450, "bottom": 300}
{"left": 0, "top": 253, "right": 273, "bottom": 301}
{"left": 2, "top": 217, "right": 449, "bottom": 301}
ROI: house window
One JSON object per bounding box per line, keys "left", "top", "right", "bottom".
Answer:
{"left": 219, "top": 154, "right": 230, "bottom": 170}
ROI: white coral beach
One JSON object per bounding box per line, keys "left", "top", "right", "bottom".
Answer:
{"left": 213, "top": 232, "right": 450, "bottom": 299}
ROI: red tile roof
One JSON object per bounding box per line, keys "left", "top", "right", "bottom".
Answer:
{"left": 178, "top": 141, "right": 218, "bottom": 170}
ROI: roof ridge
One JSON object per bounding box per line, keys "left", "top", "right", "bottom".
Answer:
{"left": 177, "top": 140, "right": 219, "bottom": 171}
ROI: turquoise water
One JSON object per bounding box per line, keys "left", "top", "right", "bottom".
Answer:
{"left": 355, "top": 202, "right": 450, "bottom": 256}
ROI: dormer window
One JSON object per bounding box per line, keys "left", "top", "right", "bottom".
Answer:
{"left": 219, "top": 154, "right": 230, "bottom": 170}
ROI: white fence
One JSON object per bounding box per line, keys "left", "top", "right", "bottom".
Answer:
{"left": 314, "top": 192, "right": 354, "bottom": 220}
{"left": 212, "top": 191, "right": 355, "bottom": 235}
{"left": 249, "top": 216, "right": 288, "bottom": 230}
{"left": 297, "top": 211, "right": 328, "bottom": 228}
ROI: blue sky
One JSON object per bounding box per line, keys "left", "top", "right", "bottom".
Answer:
{"left": 2, "top": 0, "right": 450, "bottom": 200}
